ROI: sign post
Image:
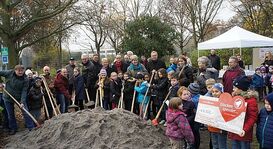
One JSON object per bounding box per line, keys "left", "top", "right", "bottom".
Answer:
{"left": 1, "top": 47, "right": 8, "bottom": 64}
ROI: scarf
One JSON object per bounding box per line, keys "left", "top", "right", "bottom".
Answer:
{"left": 129, "top": 63, "right": 143, "bottom": 71}
{"left": 115, "top": 61, "right": 122, "bottom": 73}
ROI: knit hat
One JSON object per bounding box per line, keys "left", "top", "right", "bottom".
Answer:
{"left": 260, "top": 66, "right": 266, "bottom": 72}
{"left": 265, "top": 93, "right": 273, "bottom": 108}
{"left": 233, "top": 75, "right": 251, "bottom": 91}
{"left": 188, "top": 83, "right": 200, "bottom": 95}
{"left": 212, "top": 83, "right": 224, "bottom": 93}
{"left": 25, "top": 69, "right": 32, "bottom": 76}
{"left": 34, "top": 77, "right": 42, "bottom": 82}
{"left": 100, "top": 69, "right": 107, "bottom": 76}
{"left": 135, "top": 73, "right": 144, "bottom": 80}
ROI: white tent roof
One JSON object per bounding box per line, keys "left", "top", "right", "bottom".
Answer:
{"left": 198, "top": 26, "right": 273, "bottom": 50}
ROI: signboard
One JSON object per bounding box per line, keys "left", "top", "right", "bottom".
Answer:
{"left": 2, "top": 56, "right": 8, "bottom": 64}
{"left": 1, "top": 47, "right": 8, "bottom": 64}
{"left": 195, "top": 93, "right": 247, "bottom": 135}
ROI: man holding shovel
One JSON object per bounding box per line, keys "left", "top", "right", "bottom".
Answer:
{"left": 0, "top": 65, "right": 34, "bottom": 135}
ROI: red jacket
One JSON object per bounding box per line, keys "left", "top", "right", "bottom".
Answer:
{"left": 54, "top": 73, "right": 70, "bottom": 100}
{"left": 228, "top": 97, "right": 258, "bottom": 141}
{"left": 222, "top": 66, "right": 245, "bottom": 94}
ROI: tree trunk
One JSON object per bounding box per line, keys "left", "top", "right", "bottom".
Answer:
{"left": 2, "top": 37, "right": 19, "bottom": 69}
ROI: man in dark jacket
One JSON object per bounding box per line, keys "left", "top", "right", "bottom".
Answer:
{"left": 65, "top": 57, "right": 76, "bottom": 96}
{"left": 223, "top": 56, "right": 245, "bottom": 94}
{"left": 91, "top": 54, "right": 102, "bottom": 79}
{"left": 208, "top": 49, "right": 221, "bottom": 71}
{"left": 0, "top": 65, "right": 34, "bottom": 135}
{"left": 146, "top": 51, "right": 166, "bottom": 73}
{"left": 80, "top": 54, "right": 96, "bottom": 105}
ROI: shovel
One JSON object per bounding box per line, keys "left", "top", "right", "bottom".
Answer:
{"left": 152, "top": 87, "right": 172, "bottom": 126}
{"left": 3, "top": 88, "right": 41, "bottom": 128}
{"left": 130, "top": 81, "right": 138, "bottom": 113}
{"left": 68, "top": 90, "right": 79, "bottom": 112}
{"left": 84, "top": 86, "right": 94, "bottom": 107}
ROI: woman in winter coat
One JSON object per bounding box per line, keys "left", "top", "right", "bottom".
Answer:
{"left": 256, "top": 93, "right": 273, "bottom": 149}
{"left": 176, "top": 56, "right": 194, "bottom": 88}
{"left": 127, "top": 55, "right": 147, "bottom": 77}
{"left": 95, "top": 69, "right": 111, "bottom": 110}
{"left": 73, "top": 67, "right": 84, "bottom": 110}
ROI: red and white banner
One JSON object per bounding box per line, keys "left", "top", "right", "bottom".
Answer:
{"left": 195, "top": 93, "right": 247, "bottom": 135}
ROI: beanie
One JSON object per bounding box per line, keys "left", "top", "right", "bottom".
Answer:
{"left": 212, "top": 83, "right": 224, "bottom": 93}
{"left": 100, "top": 69, "right": 107, "bottom": 76}
{"left": 34, "top": 77, "right": 42, "bottom": 82}
{"left": 265, "top": 93, "right": 273, "bottom": 108}
{"left": 233, "top": 75, "right": 251, "bottom": 91}
{"left": 188, "top": 83, "right": 200, "bottom": 95}
{"left": 25, "top": 69, "right": 32, "bottom": 76}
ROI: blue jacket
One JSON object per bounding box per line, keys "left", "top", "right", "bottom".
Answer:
{"left": 251, "top": 73, "right": 264, "bottom": 88}
{"left": 256, "top": 108, "right": 273, "bottom": 149}
{"left": 167, "top": 64, "right": 177, "bottom": 73}
{"left": 134, "top": 81, "right": 150, "bottom": 105}
{"left": 191, "top": 94, "right": 200, "bottom": 109}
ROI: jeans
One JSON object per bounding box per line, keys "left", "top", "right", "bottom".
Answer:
{"left": 232, "top": 140, "right": 251, "bottom": 149}
{"left": 211, "top": 132, "right": 227, "bottom": 149}
{"left": 56, "top": 93, "right": 69, "bottom": 113}
{"left": 4, "top": 99, "right": 34, "bottom": 130}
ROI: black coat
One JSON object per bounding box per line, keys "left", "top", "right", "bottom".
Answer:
{"left": 146, "top": 59, "right": 166, "bottom": 73}
{"left": 182, "top": 100, "right": 195, "bottom": 127}
{"left": 178, "top": 65, "right": 194, "bottom": 87}
{"left": 110, "top": 79, "right": 122, "bottom": 104}
{"left": 28, "top": 86, "right": 43, "bottom": 110}
{"left": 152, "top": 77, "right": 169, "bottom": 105}
{"left": 208, "top": 54, "right": 221, "bottom": 70}
{"left": 169, "top": 83, "right": 179, "bottom": 99}
{"left": 81, "top": 61, "right": 96, "bottom": 87}
{"left": 95, "top": 79, "right": 111, "bottom": 100}
{"left": 74, "top": 74, "right": 84, "bottom": 101}
{"left": 91, "top": 60, "right": 102, "bottom": 80}
{"left": 123, "top": 80, "right": 135, "bottom": 101}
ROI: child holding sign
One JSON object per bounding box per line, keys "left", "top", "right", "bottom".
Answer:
{"left": 166, "top": 97, "right": 194, "bottom": 149}
{"left": 209, "top": 83, "right": 228, "bottom": 149}
{"left": 229, "top": 75, "right": 258, "bottom": 149}
{"left": 256, "top": 92, "right": 273, "bottom": 149}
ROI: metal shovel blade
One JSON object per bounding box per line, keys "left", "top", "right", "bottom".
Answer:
{"left": 84, "top": 101, "right": 95, "bottom": 107}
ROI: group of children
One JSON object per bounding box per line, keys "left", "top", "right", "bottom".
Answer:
{"left": 166, "top": 74, "right": 273, "bottom": 149}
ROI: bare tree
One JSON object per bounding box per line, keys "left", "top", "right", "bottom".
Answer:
{"left": 0, "top": 0, "right": 77, "bottom": 68}
{"left": 184, "top": 0, "right": 223, "bottom": 49}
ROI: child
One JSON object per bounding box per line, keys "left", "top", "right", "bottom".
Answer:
{"left": 251, "top": 67, "right": 264, "bottom": 101}
{"left": 166, "top": 97, "right": 194, "bottom": 148}
{"left": 134, "top": 73, "right": 150, "bottom": 118}
{"left": 187, "top": 83, "right": 201, "bottom": 149}
{"left": 110, "top": 72, "right": 122, "bottom": 109}
{"left": 209, "top": 83, "right": 227, "bottom": 149}
{"left": 178, "top": 86, "right": 195, "bottom": 149}
{"left": 229, "top": 75, "right": 258, "bottom": 149}
{"left": 123, "top": 73, "right": 136, "bottom": 112}
{"left": 256, "top": 93, "right": 273, "bottom": 149}
{"left": 204, "top": 78, "right": 216, "bottom": 97}
{"left": 28, "top": 77, "right": 43, "bottom": 125}
{"left": 118, "top": 72, "right": 123, "bottom": 80}
{"left": 95, "top": 69, "right": 111, "bottom": 110}
{"left": 151, "top": 68, "right": 169, "bottom": 124}
{"left": 169, "top": 75, "right": 180, "bottom": 99}
{"left": 73, "top": 67, "right": 84, "bottom": 110}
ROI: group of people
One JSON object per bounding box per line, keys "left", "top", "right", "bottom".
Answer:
{"left": 0, "top": 50, "right": 273, "bottom": 149}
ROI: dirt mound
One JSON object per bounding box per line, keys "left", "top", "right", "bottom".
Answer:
{"left": 5, "top": 108, "right": 169, "bottom": 149}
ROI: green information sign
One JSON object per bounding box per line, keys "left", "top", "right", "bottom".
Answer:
{"left": 1, "top": 47, "right": 8, "bottom": 56}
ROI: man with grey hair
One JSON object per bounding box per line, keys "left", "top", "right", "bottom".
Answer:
{"left": 208, "top": 49, "right": 221, "bottom": 71}
{"left": 222, "top": 56, "right": 245, "bottom": 94}
{"left": 80, "top": 53, "right": 96, "bottom": 106}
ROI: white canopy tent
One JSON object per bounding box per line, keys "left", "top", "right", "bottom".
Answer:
{"left": 198, "top": 26, "right": 273, "bottom": 56}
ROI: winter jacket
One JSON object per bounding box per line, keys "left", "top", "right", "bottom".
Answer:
{"left": 167, "top": 64, "right": 177, "bottom": 73}
{"left": 74, "top": 74, "right": 84, "bottom": 101}
{"left": 169, "top": 83, "right": 179, "bottom": 99}
{"left": 228, "top": 97, "right": 258, "bottom": 141}
{"left": 223, "top": 66, "right": 245, "bottom": 94}
{"left": 103, "top": 66, "right": 114, "bottom": 78}
{"left": 91, "top": 60, "right": 102, "bottom": 81}
{"left": 54, "top": 73, "right": 70, "bottom": 100}
{"left": 177, "top": 65, "right": 194, "bottom": 87}
{"left": 127, "top": 63, "right": 147, "bottom": 78}
{"left": 251, "top": 73, "right": 264, "bottom": 88}
{"left": 166, "top": 108, "right": 194, "bottom": 144}
{"left": 134, "top": 81, "right": 150, "bottom": 105}
{"left": 112, "top": 61, "right": 128, "bottom": 73}
{"left": 182, "top": 99, "right": 195, "bottom": 127}
{"left": 65, "top": 64, "right": 76, "bottom": 85}
{"left": 0, "top": 70, "right": 29, "bottom": 103}
{"left": 208, "top": 54, "right": 221, "bottom": 70}
{"left": 28, "top": 86, "right": 43, "bottom": 110}
{"left": 80, "top": 61, "right": 96, "bottom": 88}
{"left": 197, "top": 67, "right": 218, "bottom": 95}
{"left": 146, "top": 59, "right": 166, "bottom": 73}
{"left": 152, "top": 77, "right": 169, "bottom": 105}
{"left": 95, "top": 78, "right": 111, "bottom": 101}
{"left": 191, "top": 94, "right": 200, "bottom": 109}
{"left": 123, "top": 79, "right": 135, "bottom": 101}
{"left": 256, "top": 108, "right": 273, "bottom": 149}
{"left": 110, "top": 79, "right": 122, "bottom": 104}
